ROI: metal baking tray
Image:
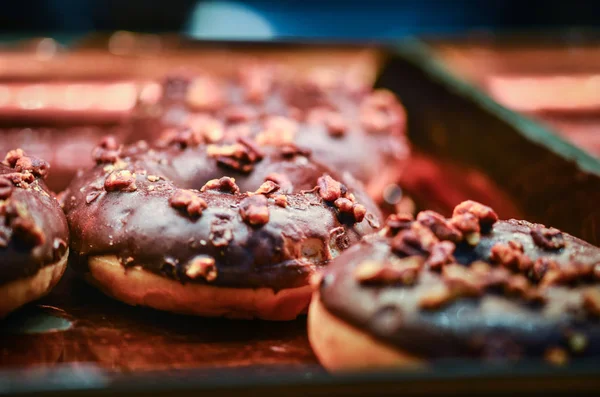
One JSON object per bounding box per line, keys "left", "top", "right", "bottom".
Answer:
{"left": 1, "top": 36, "right": 599, "bottom": 397}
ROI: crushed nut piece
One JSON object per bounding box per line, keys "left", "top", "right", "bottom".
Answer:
{"left": 426, "top": 241, "right": 456, "bottom": 271}
{"left": 334, "top": 197, "right": 353, "bottom": 213}
{"left": 188, "top": 114, "right": 225, "bottom": 143}
{"left": 3, "top": 148, "right": 25, "bottom": 168}
{"left": 147, "top": 175, "right": 160, "bottom": 182}
{"left": 490, "top": 241, "right": 533, "bottom": 272}
{"left": 104, "top": 170, "right": 137, "bottom": 192}
{"left": 352, "top": 204, "right": 367, "bottom": 223}
{"left": 256, "top": 116, "right": 298, "bottom": 146}
{"left": 186, "top": 76, "right": 224, "bottom": 111}
{"left": 239, "top": 194, "right": 270, "bottom": 226}
{"left": 201, "top": 177, "right": 240, "bottom": 194}
{"left": 317, "top": 174, "right": 342, "bottom": 202}
{"left": 417, "top": 210, "right": 463, "bottom": 242}
{"left": 280, "top": 143, "right": 311, "bottom": 158}
{"left": 418, "top": 284, "right": 454, "bottom": 310}
{"left": 169, "top": 189, "right": 208, "bottom": 217}
{"left": 186, "top": 255, "right": 218, "bottom": 281}
{"left": 274, "top": 194, "right": 287, "bottom": 207}
{"left": 92, "top": 136, "right": 122, "bottom": 163}
{"left": 354, "top": 257, "right": 423, "bottom": 285}
{"left": 452, "top": 200, "right": 498, "bottom": 230}
{"left": 254, "top": 180, "right": 280, "bottom": 196}
{"left": 530, "top": 226, "right": 566, "bottom": 250}
{"left": 532, "top": 257, "right": 559, "bottom": 281}
{"left": 443, "top": 264, "right": 484, "bottom": 297}
{"left": 265, "top": 173, "right": 293, "bottom": 194}
{"left": 383, "top": 213, "right": 414, "bottom": 236}
{"left": 450, "top": 212, "right": 480, "bottom": 234}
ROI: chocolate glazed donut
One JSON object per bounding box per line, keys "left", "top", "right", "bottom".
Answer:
{"left": 0, "top": 149, "right": 69, "bottom": 317}
{"left": 309, "top": 201, "right": 600, "bottom": 371}
{"left": 62, "top": 135, "right": 381, "bottom": 320}
{"left": 133, "top": 66, "right": 409, "bottom": 202}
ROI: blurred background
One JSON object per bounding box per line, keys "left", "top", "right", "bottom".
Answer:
{"left": 0, "top": 0, "right": 598, "bottom": 40}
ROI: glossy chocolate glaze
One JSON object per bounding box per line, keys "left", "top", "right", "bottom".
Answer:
{"left": 319, "top": 212, "right": 600, "bottom": 360}
{"left": 0, "top": 159, "right": 69, "bottom": 286}
{"left": 63, "top": 141, "right": 381, "bottom": 290}
{"left": 132, "top": 68, "right": 409, "bottom": 198}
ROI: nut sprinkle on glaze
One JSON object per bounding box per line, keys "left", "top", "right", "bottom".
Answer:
{"left": 133, "top": 66, "right": 410, "bottom": 204}
{"left": 62, "top": 136, "right": 381, "bottom": 293}
{"left": 316, "top": 200, "right": 600, "bottom": 362}
{"left": 0, "top": 149, "right": 69, "bottom": 287}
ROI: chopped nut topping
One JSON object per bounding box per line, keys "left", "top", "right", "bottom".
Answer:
{"left": 545, "top": 347, "right": 569, "bottom": 366}
{"left": 391, "top": 228, "right": 432, "bottom": 258}
{"left": 3, "top": 171, "right": 34, "bottom": 188}
{"left": 532, "top": 257, "right": 559, "bottom": 281}
{"left": 443, "top": 264, "right": 484, "bottom": 297}
{"left": 207, "top": 138, "right": 263, "bottom": 173}
{"left": 418, "top": 284, "right": 454, "bottom": 310}
{"left": 185, "top": 76, "right": 225, "bottom": 111}
{"left": 426, "top": 241, "right": 456, "bottom": 271}
{"left": 354, "top": 257, "right": 424, "bottom": 285}
{"left": 490, "top": 241, "right": 533, "bottom": 272}
{"left": 13, "top": 155, "right": 49, "bottom": 179}
{"left": 3, "top": 148, "right": 25, "bottom": 168}
{"left": 530, "top": 226, "right": 566, "bottom": 250}
{"left": 201, "top": 177, "right": 240, "bottom": 194}
{"left": 0, "top": 177, "right": 13, "bottom": 200}
{"left": 92, "top": 136, "right": 122, "bottom": 164}
{"left": 147, "top": 175, "right": 160, "bottom": 182}
{"left": 410, "top": 222, "right": 439, "bottom": 252}
{"left": 450, "top": 212, "right": 480, "bottom": 234}
{"left": 274, "top": 194, "right": 287, "bottom": 207}
{"left": 465, "top": 232, "right": 481, "bottom": 246}
{"left": 417, "top": 210, "right": 463, "bottom": 242}
{"left": 161, "top": 127, "right": 203, "bottom": 148}
{"left": 210, "top": 217, "right": 233, "bottom": 247}
{"left": 317, "top": 174, "right": 342, "bottom": 202}
{"left": 254, "top": 180, "right": 280, "bottom": 196}
{"left": 582, "top": 288, "right": 600, "bottom": 317}
{"left": 280, "top": 143, "right": 311, "bottom": 158}
{"left": 104, "top": 170, "right": 137, "bottom": 192}
{"left": 265, "top": 173, "right": 293, "bottom": 193}
{"left": 255, "top": 116, "right": 298, "bottom": 146}
{"left": 169, "top": 189, "right": 208, "bottom": 217}
{"left": 188, "top": 114, "right": 225, "bottom": 143}
{"left": 186, "top": 255, "right": 218, "bottom": 281}
{"left": 452, "top": 200, "right": 498, "bottom": 230}
{"left": 239, "top": 194, "right": 270, "bottom": 226}
{"left": 352, "top": 204, "right": 367, "bottom": 223}
{"left": 383, "top": 213, "right": 414, "bottom": 236}
{"left": 334, "top": 197, "right": 353, "bottom": 213}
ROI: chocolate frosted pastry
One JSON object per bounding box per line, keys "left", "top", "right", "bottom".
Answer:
{"left": 0, "top": 149, "right": 69, "bottom": 317}
{"left": 133, "top": 66, "right": 409, "bottom": 202}
{"left": 309, "top": 200, "right": 600, "bottom": 371}
{"left": 62, "top": 137, "right": 381, "bottom": 320}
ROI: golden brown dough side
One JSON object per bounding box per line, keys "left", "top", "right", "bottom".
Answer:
{"left": 88, "top": 255, "right": 314, "bottom": 321}
{"left": 0, "top": 250, "right": 68, "bottom": 318}
{"left": 307, "top": 293, "right": 424, "bottom": 372}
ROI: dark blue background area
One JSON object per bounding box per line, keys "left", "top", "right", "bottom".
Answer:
{"left": 0, "top": 0, "right": 598, "bottom": 38}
